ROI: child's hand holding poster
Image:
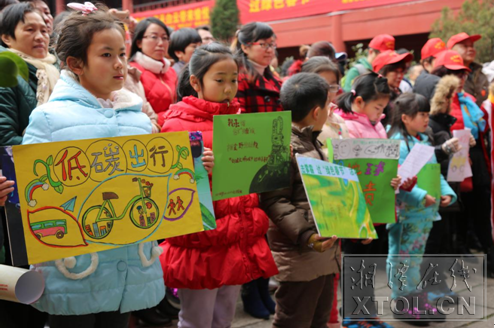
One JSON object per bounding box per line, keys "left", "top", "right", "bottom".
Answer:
{"left": 296, "top": 155, "right": 377, "bottom": 239}
{"left": 329, "top": 138, "right": 401, "bottom": 224}
{"left": 5, "top": 132, "right": 204, "bottom": 265}
{"left": 212, "top": 112, "right": 291, "bottom": 201}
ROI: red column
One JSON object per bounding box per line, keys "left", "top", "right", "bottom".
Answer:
{"left": 56, "top": 0, "right": 65, "bottom": 15}
{"left": 331, "top": 14, "right": 344, "bottom": 52}
{"left": 123, "top": 0, "right": 133, "bottom": 14}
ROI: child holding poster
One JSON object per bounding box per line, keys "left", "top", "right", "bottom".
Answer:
{"left": 260, "top": 73, "right": 340, "bottom": 328}
{"left": 158, "top": 43, "right": 278, "bottom": 328}
{"left": 19, "top": 5, "right": 168, "bottom": 327}
{"left": 387, "top": 93, "right": 457, "bottom": 323}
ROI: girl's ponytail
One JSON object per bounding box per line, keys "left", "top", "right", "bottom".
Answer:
{"left": 177, "top": 64, "right": 196, "bottom": 101}
{"left": 336, "top": 91, "right": 355, "bottom": 114}
{"left": 336, "top": 72, "right": 391, "bottom": 113}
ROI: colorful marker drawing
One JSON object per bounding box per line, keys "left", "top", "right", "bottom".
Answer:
{"left": 81, "top": 177, "right": 159, "bottom": 239}
{"left": 296, "top": 156, "right": 377, "bottom": 239}
{"left": 10, "top": 132, "right": 203, "bottom": 264}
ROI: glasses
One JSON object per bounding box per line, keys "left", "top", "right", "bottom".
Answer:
{"left": 328, "top": 84, "right": 340, "bottom": 93}
{"left": 143, "top": 35, "right": 169, "bottom": 43}
{"left": 251, "top": 42, "right": 277, "bottom": 50}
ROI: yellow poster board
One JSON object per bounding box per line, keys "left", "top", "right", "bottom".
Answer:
{"left": 12, "top": 132, "right": 203, "bottom": 264}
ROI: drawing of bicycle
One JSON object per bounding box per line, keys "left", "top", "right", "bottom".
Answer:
{"left": 81, "top": 177, "right": 159, "bottom": 239}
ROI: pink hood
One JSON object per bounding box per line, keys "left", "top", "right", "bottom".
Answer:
{"left": 335, "top": 110, "right": 387, "bottom": 139}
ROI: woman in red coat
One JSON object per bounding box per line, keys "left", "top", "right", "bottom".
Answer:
{"left": 159, "top": 43, "right": 277, "bottom": 328}
{"left": 129, "top": 18, "right": 177, "bottom": 127}
{"left": 232, "top": 22, "right": 283, "bottom": 114}
{"left": 431, "top": 50, "right": 493, "bottom": 277}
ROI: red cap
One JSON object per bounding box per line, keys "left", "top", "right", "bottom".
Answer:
{"left": 433, "top": 50, "right": 471, "bottom": 72}
{"left": 369, "top": 34, "right": 395, "bottom": 52}
{"left": 421, "top": 38, "right": 446, "bottom": 59}
{"left": 447, "top": 32, "right": 481, "bottom": 49}
{"left": 372, "top": 50, "right": 413, "bottom": 72}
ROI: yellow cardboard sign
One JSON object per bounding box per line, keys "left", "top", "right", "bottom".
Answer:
{"left": 13, "top": 132, "right": 203, "bottom": 264}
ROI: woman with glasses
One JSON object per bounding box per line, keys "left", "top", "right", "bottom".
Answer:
{"left": 232, "top": 21, "right": 283, "bottom": 114}
{"left": 129, "top": 18, "right": 177, "bottom": 128}
{"left": 431, "top": 49, "right": 493, "bottom": 279}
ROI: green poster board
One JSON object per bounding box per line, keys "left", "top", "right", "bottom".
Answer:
{"left": 329, "top": 138, "right": 401, "bottom": 224}
{"left": 417, "top": 163, "right": 441, "bottom": 212}
{"left": 296, "top": 156, "right": 377, "bottom": 239}
{"left": 212, "top": 112, "right": 291, "bottom": 201}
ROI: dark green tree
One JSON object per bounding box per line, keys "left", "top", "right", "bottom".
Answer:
{"left": 430, "top": 0, "right": 494, "bottom": 63}
{"left": 210, "top": 0, "right": 240, "bottom": 43}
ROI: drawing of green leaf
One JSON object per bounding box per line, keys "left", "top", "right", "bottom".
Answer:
{"left": 46, "top": 155, "right": 53, "bottom": 166}
{"left": 39, "top": 175, "right": 48, "bottom": 182}
{"left": 54, "top": 185, "right": 64, "bottom": 194}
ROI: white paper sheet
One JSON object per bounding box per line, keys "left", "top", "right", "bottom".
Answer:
{"left": 447, "top": 129, "right": 473, "bottom": 182}
{"left": 398, "top": 143, "right": 435, "bottom": 183}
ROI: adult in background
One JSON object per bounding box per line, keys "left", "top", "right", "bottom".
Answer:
{"left": 448, "top": 32, "right": 489, "bottom": 107}
{"left": 414, "top": 38, "right": 445, "bottom": 101}
{"left": 372, "top": 49, "right": 413, "bottom": 125}
{"left": 342, "top": 34, "right": 395, "bottom": 92}
{"left": 232, "top": 21, "right": 282, "bottom": 114}
{"left": 431, "top": 50, "right": 493, "bottom": 277}
{"left": 168, "top": 27, "right": 201, "bottom": 75}
{"left": 231, "top": 21, "right": 281, "bottom": 320}
{"left": 129, "top": 17, "right": 177, "bottom": 127}
{"left": 196, "top": 25, "right": 214, "bottom": 44}
{"left": 0, "top": 4, "right": 59, "bottom": 327}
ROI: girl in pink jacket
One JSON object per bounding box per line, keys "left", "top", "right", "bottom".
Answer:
{"left": 335, "top": 72, "right": 390, "bottom": 139}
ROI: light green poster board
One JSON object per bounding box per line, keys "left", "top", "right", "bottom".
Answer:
{"left": 417, "top": 163, "right": 441, "bottom": 212}
{"left": 329, "top": 138, "right": 401, "bottom": 224}
{"left": 296, "top": 155, "right": 377, "bottom": 239}
{"left": 212, "top": 112, "right": 291, "bottom": 201}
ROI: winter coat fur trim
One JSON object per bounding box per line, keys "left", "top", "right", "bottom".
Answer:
{"left": 430, "top": 75, "right": 460, "bottom": 115}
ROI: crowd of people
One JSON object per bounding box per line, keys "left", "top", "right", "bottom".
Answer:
{"left": 0, "top": 1, "right": 492, "bottom": 328}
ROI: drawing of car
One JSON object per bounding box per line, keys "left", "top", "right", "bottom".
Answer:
{"left": 30, "top": 219, "right": 67, "bottom": 239}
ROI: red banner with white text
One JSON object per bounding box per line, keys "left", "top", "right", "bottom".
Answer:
{"left": 238, "top": 0, "right": 416, "bottom": 23}
{"left": 132, "top": 1, "right": 214, "bottom": 31}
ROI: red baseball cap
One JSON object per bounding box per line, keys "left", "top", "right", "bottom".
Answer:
{"left": 433, "top": 50, "right": 471, "bottom": 72}
{"left": 369, "top": 34, "right": 395, "bottom": 52}
{"left": 447, "top": 32, "right": 482, "bottom": 49}
{"left": 421, "top": 38, "right": 446, "bottom": 59}
{"left": 372, "top": 50, "right": 413, "bottom": 72}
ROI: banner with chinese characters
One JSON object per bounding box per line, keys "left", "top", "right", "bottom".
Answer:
{"left": 8, "top": 132, "right": 203, "bottom": 264}
{"left": 296, "top": 156, "right": 377, "bottom": 239}
{"left": 212, "top": 112, "right": 291, "bottom": 201}
{"left": 238, "top": 0, "right": 415, "bottom": 24}
{"left": 132, "top": 1, "right": 213, "bottom": 31}
{"left": 330, "top": 138, "right": 400, "bottom": 224}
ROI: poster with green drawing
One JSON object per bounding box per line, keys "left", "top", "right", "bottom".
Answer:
{"left": 189, "top": 132, "right": 216, "bottom": 230}
{"left": 296, "top": 155, "right": 377, "bottom": 239}
{"left": 417, "top": 163, "right": 441, "bottom": 213}
{"left": 212, "top": 112, "right": 291, "bottom": 201}
{"left": 329, "top": 138, "right": 400, "bottom": 224}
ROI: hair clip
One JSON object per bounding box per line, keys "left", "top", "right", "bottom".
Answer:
{"left": 67, "top": 2, "right": 97, "bottom": 15}
{"left": 351, "top": 90, "right": 356, "bottom": 96}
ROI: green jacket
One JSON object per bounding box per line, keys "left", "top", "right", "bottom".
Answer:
{"left": 342, "top": 57, "right": 372, "bottom": 92}
{"left": 0, "top": 47, "right": 39, "bottom": 146}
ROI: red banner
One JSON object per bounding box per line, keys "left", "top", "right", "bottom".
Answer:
{"left": 238, "top": 0, "right": 415, "bottom": 23}
{"left": 132, "top": 1, "right": 214, "bottom": 31}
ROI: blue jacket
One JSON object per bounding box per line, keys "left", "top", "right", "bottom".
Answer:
{"left": 390, "top": 132, "right": 457, "bottom": 222}
{"left": 22, "top": 71, "right": 164, "bottom": 315}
